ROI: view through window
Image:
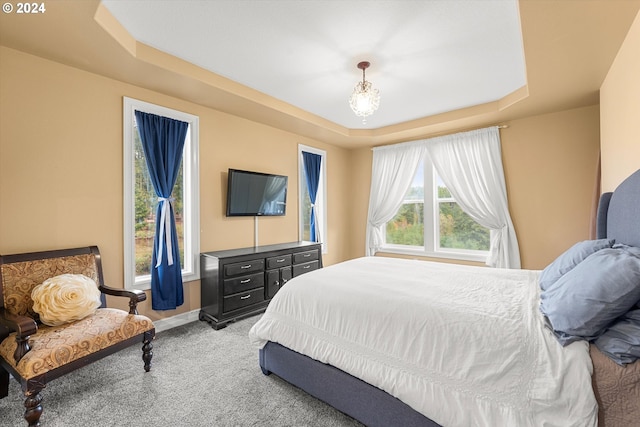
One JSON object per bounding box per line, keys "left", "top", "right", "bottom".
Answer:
{"left": 298, "top": 145, "right": 327, "bottom": 251}
{"left": 123, "top": 97, "right": 200, "bottom": 290}
{"left": 435, "top": 175, "right": 490, "bottom": 251}
{"left": 385, "top": 160, "right": 489, "bottom": 256}
{"left": 132, "top": 125, "right": 187, "bottom": 276}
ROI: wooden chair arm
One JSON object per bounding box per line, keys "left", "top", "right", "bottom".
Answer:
{"left": 0, "top": 307, "right": 37, "bottom": 363}
{"left": 0, "top": 307, "right": 38, "bottom": 337}
{"left": 99, "top": 285, "right": 147, "bottom": 315}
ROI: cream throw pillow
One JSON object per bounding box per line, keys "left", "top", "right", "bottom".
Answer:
{"left": 31, "top": 274, "right": 102, "bottom": 326}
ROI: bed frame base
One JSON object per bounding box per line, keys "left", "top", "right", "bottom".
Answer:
{"left": 259, "top": 341, "right": 440, "bottom": 427}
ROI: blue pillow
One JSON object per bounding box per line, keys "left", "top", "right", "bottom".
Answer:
{"left": 539, "top": 239, "right": 615, "bottom": 291}
{"left": 540, "top": 245, "right": 640, "bottom": 346}
{"left": 594, "top": 308, "right": 640, "bottom": 365}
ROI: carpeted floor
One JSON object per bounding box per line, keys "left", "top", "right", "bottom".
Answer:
{"left": 0, "top": 315, "right": 363, "bottom": 427}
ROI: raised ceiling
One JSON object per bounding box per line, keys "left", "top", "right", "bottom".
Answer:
{"left": 101, "top": 0, "right": 527, "bottom": 130}
{"left": 1, "top": 1, "right": 639, "bottom": 147}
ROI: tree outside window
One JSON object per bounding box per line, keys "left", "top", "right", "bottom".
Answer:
{"left": 133, "top": 125, "right": 186, "bottom": 276}
{"left": 384, "top": 160, "right": 489, "bottom": 259}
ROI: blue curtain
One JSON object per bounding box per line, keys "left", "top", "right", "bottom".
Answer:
{"left": 135, "top": 110, "right": 188, "bottom": 310}
{"left": 302, "top": 151, "right": 322, "bottom": 242}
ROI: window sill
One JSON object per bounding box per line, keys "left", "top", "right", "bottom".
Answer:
{"left": 129, "top": 271, "right": 200, "bottom": 291}
{"left": 377, "top": 246, "right": 488, "bottom": 264}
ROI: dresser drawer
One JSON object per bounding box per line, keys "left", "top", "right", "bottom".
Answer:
{"left": 223, "top": 288, "right": 265, "bottom": 312}
{"left": 293, "top": 260, "right": 319, "bottom": 277}
{"left": 293, "top": 250, "right": 319, "bottom": 264}
{"left": 223, "top": 272, "right": 264, "bottom": 295}
{"left": 224, "top": 258, "right": 265, "bottom": 277}
{"left": 266, "top": 254, "right": 292, "bottom": 269}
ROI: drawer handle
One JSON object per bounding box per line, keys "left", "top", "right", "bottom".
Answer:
{"left": 240, "top": 294, "right": 251, "bottom": 300}
{"left": 303, "top": 253, "right": 311, "bottom": 258}
{"left": 276, "top": 258, "right": 285, "bottom": 263}
{"left": 240, "top": 279, "right": 251, "bottom": 284}
{"left": 240, "top": 264, "right": 252, "bottom": 269}
{"left": 303, "top": 265, "right": 311, "bottom": 269}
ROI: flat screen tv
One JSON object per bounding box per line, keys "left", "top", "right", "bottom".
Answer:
{"left": 226, "top": 168, "right": 288, "bottom": 216}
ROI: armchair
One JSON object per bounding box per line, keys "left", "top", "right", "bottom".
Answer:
{"left": 0, "top": 246, "right": 155, "bottom": 426}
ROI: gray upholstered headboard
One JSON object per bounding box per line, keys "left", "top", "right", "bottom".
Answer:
{"left": 596, "top": 169, "right": 640, "bottom": 247}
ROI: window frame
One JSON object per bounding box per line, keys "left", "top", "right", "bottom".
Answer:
{"left": 381, "top": 156, "right": 489, "bottom": 263}
{"left": 123, "top": 97, "right": 200, "bottom": 291}
{"left": 298, "top": 144, "right": 327, "bottom": 254}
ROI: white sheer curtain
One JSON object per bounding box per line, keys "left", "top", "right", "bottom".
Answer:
{"left": 425, "top": 127, "right": 520, "bottom": 268}
{"left": 366, "top": 142, "right": 425, "bottom": 256}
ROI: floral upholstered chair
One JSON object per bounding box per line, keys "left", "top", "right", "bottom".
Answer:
{"left": 0, "top": 246, "right": 155, "bottom": 426}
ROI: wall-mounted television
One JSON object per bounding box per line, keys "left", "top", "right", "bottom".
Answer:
{"left": 226, "top": 168, "right": 288, "bottom": 217}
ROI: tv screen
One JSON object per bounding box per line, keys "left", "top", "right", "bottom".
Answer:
{"left": 226, "top": 169, "right": 288, "bottom": 216}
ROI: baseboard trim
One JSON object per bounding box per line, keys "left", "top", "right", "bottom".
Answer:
{"left": 153, "top": 309, "right": 200, "bottom": 333}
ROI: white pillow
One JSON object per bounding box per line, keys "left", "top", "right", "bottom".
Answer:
{"left": 31, "top": 274, "right": 102, "bottom": 326}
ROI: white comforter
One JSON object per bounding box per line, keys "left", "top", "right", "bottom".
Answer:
{"left": 249, "top": 257, "right": 597, "bottom": 427}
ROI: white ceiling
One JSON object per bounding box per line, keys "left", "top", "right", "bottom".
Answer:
{"left": 101, "top": 0, "right": 526, "bottom": 130}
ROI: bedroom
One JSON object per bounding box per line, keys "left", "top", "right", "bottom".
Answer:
{"left": 0, "top": 0, "right": 639, "bottom": 426}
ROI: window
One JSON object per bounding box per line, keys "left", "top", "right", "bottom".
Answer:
{"left": 298, "top": 144, "right": 327, "bottom": 253}
{"left": 384, "top": 156, "right": 489, "bottom": 261}
{"left": 386, "top": 162, "right": 425, "bottom": 247}
{"left": 123, "top": 97, "right": 200, "bottom": 290}
{"left": 435, "top": 175, "right": 490, "bottom": 252}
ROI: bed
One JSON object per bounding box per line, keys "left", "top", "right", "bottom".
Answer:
{"left": 249, "top": 169, "right": 640, "bottom": 427}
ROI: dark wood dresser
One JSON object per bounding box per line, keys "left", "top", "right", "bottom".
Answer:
{"left": 199, "top": 241, "right": 322, "bottom": 329}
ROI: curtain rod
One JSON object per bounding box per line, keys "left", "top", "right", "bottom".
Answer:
{"left": 372, "top": 124, "right": 509, "bottom": 151}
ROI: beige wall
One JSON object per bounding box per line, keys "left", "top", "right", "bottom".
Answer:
{"left": 346, "top": 147, "right": 373, "bottom": 259}
{"left": 0, "top": 46, "right": 351, "bottom": 322}
{"left": 348, "top": 105, "right": 601, "bottom": 270}
{"left": 501, "top": 106, "right": 600, "bottom": 269}
{"left": 600, "top": 10, "right": 640, "bottom": 192}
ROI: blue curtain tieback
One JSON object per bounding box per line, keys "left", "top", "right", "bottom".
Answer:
{"left": 156, "top": 197, "right": 175, "bottom": 268}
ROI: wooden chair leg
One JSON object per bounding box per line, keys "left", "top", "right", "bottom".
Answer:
{"left": 142, "top": 331, "right": 153, "bottom": 372}
{"left": 23, "top": 389, "right": 43, "bottom": 427}
{"left": 0, "top": 365, "right": 8, "bottom": 398}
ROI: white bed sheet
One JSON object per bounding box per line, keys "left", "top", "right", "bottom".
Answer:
{"left": 249, "top": 257, "right": 597, "bottom": 427}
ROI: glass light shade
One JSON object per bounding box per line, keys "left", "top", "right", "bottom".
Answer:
{"left": 349, "top": 80, "right": 380, "bottom": 123}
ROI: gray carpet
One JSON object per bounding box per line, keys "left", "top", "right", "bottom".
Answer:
{"left": 0, "top": 315, "right": 363, "bottom": 427}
